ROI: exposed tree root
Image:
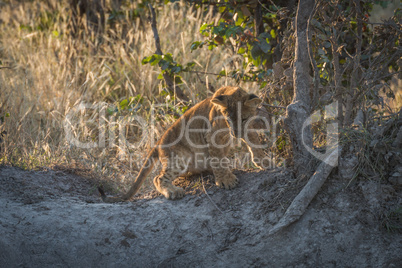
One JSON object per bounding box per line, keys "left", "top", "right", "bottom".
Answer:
{"left": 268, "top": 147, "right": 341, "bottom": 235}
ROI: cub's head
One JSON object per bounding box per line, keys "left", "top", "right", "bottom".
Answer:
{"left": 211, "top": 86, "right": 262, "bottom": 138}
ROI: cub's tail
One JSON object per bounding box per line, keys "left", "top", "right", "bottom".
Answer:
{"left": 98, "top": 149, "right": 158, "bottom": 203}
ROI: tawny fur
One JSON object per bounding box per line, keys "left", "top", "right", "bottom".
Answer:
{"left": 99, "top": 86, "right": 265, "bottom": 202}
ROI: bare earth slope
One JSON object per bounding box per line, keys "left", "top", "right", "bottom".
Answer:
{"left": 0, "top": 166, "right": 401, "bottom": 267}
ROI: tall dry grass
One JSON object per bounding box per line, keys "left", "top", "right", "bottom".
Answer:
{"left": 0, "top": 1, "right": 257, "bottom": 192}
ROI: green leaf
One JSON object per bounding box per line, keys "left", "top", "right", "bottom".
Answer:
{"left": 157, "top": 73, "right": 164, "bottom": 80}
{"left": 212, "top": 25, "right": 224, "bottom": 36}
{"left": 324, "top": 41, "right": 331, "bottom": 48}
{"left": 235, "top": 15, "right": 244, "bottom": 26}
{"left": 20, "top": 24, "right": 33, "bottom": 32}
{"left": 160, "top": 90, "right": 168, "bottom": 97}
{"left": 133, "top": 94, "right": 143, "bottom": 103}
{"left": 238, "top": 47, "right": 246, "bottom": 54}
{"left": 107, "top": 107, "right": 115, "bottom": 115}
{"left": 259, "top": 32, "right": 271, "bottom": 39}
{"left": 251, "top": 44, "right": 262, "bottom": 60}
{"left": 190, "top": 41, "right": 201, "bottom": 51}
{"left": 120, "top": 99, "right": 128, "bottom": 110}
{"left": 150, "top": 55, "right": 162, "bottom": 66}
{"left": 141, "top": 56, "right": 151, "bottom": 65}
{"left": 181, "top": 105, "right": 189, "bottom": 113}
{"left": 218, "top": 70, "right": 227, "bottom": 78}
{"left": 186, "top": 62, "right": 195, "bottom": 68}
{"left": 171, "top": 66, "right": 182, "bottom": 74}
{"left": 200, "top": 24, "right": 209, "bottom": 32}
{"left": 141, "top": 54, "right": 162, "bottom": 66}
{"left": 270, "top": 29, "right": 276, "bottom": 39}
{"left": 318, "top": 48, "right": 326, "bottom": 55}
{"left": 160, "top": 60, "right": 170, "bottom": 71}
{"left": 200, "top": 23, "right": 212, "bottom": 36}
{"left": 150, "top": 59, "right": 159, "bottom": 66}
{"left": 225, "top": 26, "right": 241, "bottom": 38}
{"left": 163, "top": 53, "right": 174, "bottom": 62}
{"left": 225, "top": 28, "right": 235, "bottom": 38}
{"left": 174, "top": 76, "right": 183, "bottom": 84}
{"left": 259, "top": 40, "right": 271, "bottom": 54}
{"left": 317, "top": 34, "right": 327, "bottom": 41}
{"left": 184, "top": 62, "right": 195, "bottom": 71}
{"left": 252, "top": 57, "right": 261, "bottom": 67}
{"left": 266, "top": 69, "right": 273, "bottom": 76}
{"left": 311, "top": 19, "right": 324, "bottom": 31}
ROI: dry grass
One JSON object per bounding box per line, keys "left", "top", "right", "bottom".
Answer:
{"left": 0, "top": 1, "right": 261, "bottom": 192}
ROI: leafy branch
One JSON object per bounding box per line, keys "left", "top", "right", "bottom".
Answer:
{"left": 146, "top": 3, "right": 189, "bottom": 102}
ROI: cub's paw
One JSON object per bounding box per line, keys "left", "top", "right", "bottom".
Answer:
{"left": 161, "top": 186, "right": 185, "bottom": 200}
{"left": 215, "top": 173, "right": 238, "bottom": 190}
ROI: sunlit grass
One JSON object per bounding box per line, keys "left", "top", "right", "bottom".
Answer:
{"left": 0, "top": 1, "right": 250, "bottom": 192}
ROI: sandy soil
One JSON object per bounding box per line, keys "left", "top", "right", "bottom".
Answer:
{"left": 0, "top": 165, "right": 401, "bottom": 267}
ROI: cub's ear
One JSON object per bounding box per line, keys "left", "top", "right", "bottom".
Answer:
{"left": 244, "top": 94, "right": 262, "bottom": 107}
{"left": 211, "top": 95, "right": 227, "bottom": 107}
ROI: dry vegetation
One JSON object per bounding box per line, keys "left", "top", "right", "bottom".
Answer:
{"left": 0, "top": 1, "right": 262, "bottom": 192}
{"left": 0, "top": 1, "right": 401, "bottom": 196}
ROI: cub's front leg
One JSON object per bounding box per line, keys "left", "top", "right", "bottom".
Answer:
{"left": 206, "top": 132, "right": 238, "bottom": 190}
{"left": 243, "top": 131, "right": 266, "bottom": 169}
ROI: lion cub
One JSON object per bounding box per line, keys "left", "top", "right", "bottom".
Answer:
{"left": 99, "top": 86, "right": 265, "bottom": 202}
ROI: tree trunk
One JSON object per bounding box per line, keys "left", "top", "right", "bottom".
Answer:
{"left": 284, "top": 0, "right": 315, "bottom": 179}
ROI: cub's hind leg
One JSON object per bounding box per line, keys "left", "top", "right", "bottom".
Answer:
{"left": 153, "top": 169, "right": 185, "bottom": 200}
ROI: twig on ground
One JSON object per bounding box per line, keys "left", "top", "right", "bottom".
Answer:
{"left": 202, "top": 176, "right": 223, "bottom": 214}
{"left": 202, "top": 220, "right": 214, "bottom": 241}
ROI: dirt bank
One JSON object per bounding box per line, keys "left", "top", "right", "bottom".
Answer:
{"left": 0, "top": 166, "right": 401, "bottom": 267}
